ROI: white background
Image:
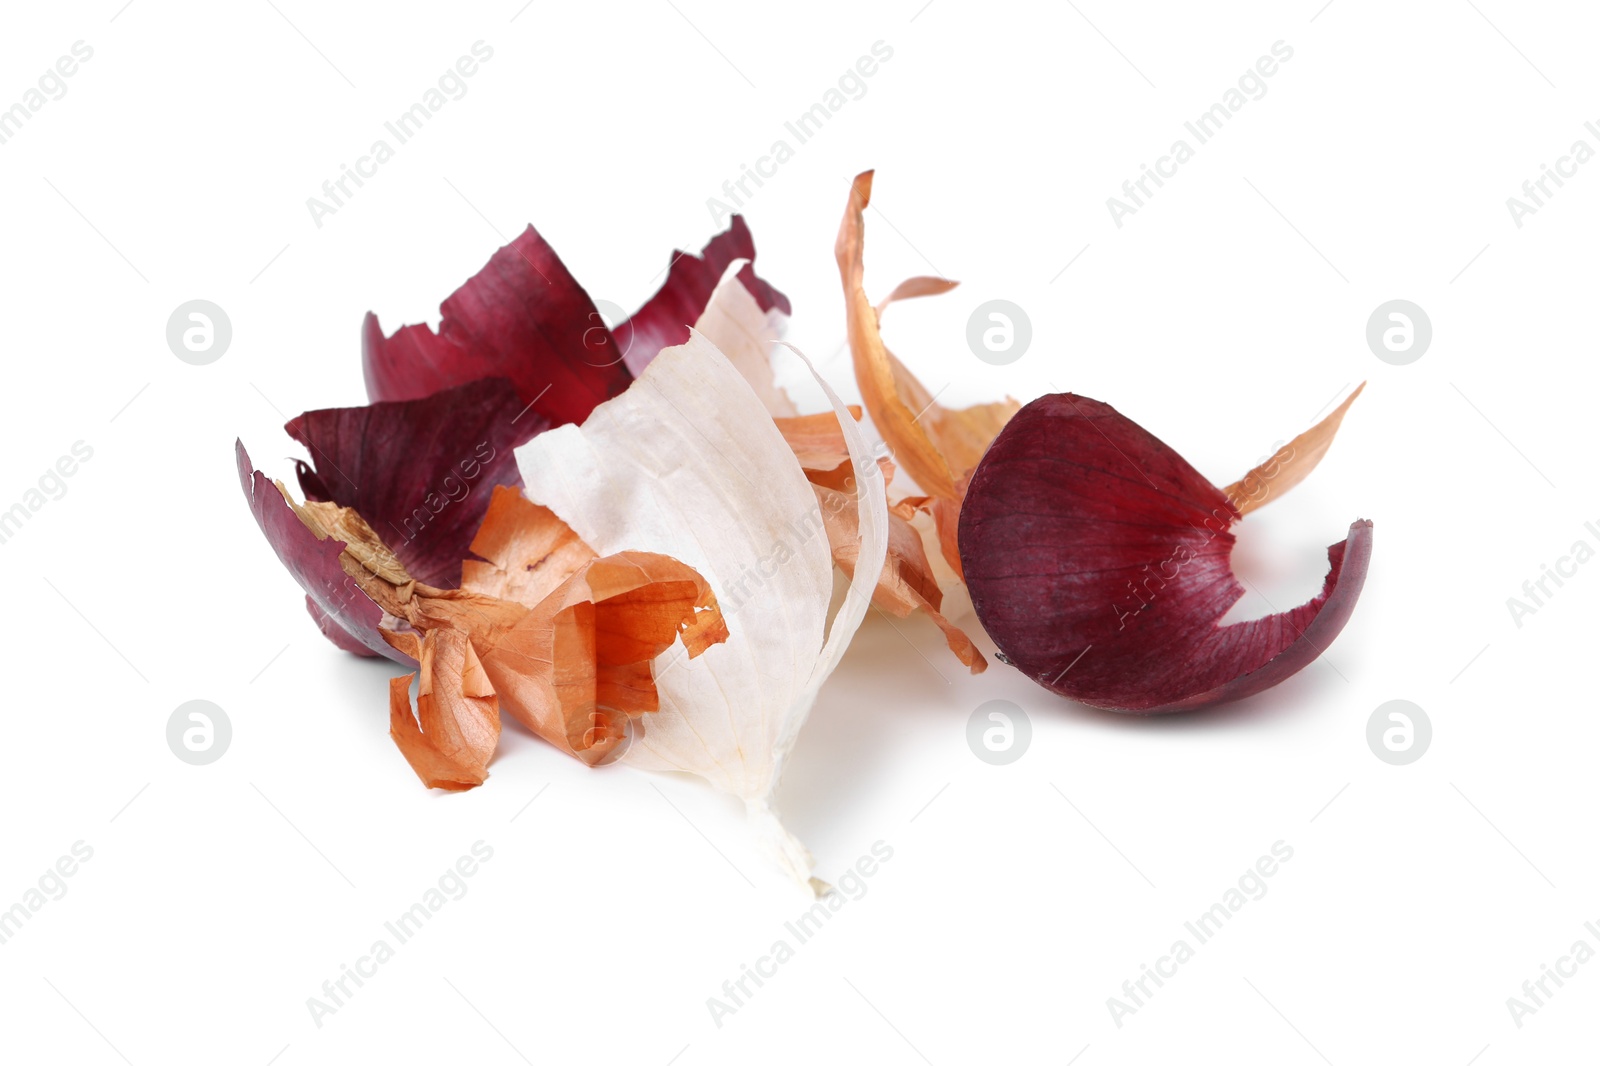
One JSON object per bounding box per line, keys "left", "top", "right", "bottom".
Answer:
{"left": 1, "top": 1, "right": 1595, "bottom": 1063}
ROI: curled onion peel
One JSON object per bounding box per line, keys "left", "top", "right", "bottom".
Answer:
{"left": 287, "top": 376, "right": 547, "bottom": 591}
{"left": 362, "top": 217, "right": 786, "bottom": 423}
{"left": 835, "top": 171, "right": 1020, "bottom": 585}
{"left": 516, "top": 326, "right": 889, "bottom": 888}
{"left": 958, "top": 391, "right": 1372, "bottom": 713}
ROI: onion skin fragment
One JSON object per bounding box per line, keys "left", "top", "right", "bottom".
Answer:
{"left": 361, "top": 225, "right": 631, "bottom": 422}
{"left": 614, "top": 214, "right": 791, "bottom": 376}
{"left": 286, "top": 376, "right": 548, "bottom": 591}
{"left": 237, "top": 439, "right": 407, "bottom": 664}
{"left": 957, "top": 393, "right": 1373, "bottom": 713}
{"left": 360, "top": 217, "right": 788, "bottom": 421}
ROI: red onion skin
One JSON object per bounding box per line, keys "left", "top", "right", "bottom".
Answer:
{"left": 958, "top": 393, "right": 1372, "bottom": 713}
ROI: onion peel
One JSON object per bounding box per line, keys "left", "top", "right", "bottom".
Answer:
{"left": 958, "top": 391, "right": 1372, "bottom": 712}
{"left": 1224, "top": 382, "right": 1366, "bottom": 515}
{"left": 835, "top": 170, "right": 1021, "bottom": 504}
{"left": 515, "top": 329, "right": 889, "bottom": 888}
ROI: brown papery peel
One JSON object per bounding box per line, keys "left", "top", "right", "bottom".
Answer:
{"left": 776, "top": 398, "right": 983, "bottom": 671}
{"left": 780, "top": 409, "right": 982, "bottom": 671}
{"left": 282, "top": 481, "right": 726, "bottom": 785}
{"left": 774, "top": 406, "right": 894, "bottom": 492}
{"left": 771, "top": 358, "right": 985, "bottom": 673}
{"left": 384, "top": 628, "right": 499, "bottom": 790}
{"left": 687, "top": 264, "right": 985, "bottom": 672}
{"left": 836, "top": 170, "right": 1020, "bottom": 579}
{"left": 813, "top": 483, "right": 986, "bottom": 672}
{"left": 1223, "top": 382, "right": 1367, "bottom": 516}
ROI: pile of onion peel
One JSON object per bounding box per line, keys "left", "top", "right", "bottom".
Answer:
{"left": 242, "top": 444, "right": 726, "bottom": 786}
{"left": 239, "top": 212, "right": 960, "bottom": 888}
{"left": 834, "top": 170, "right": 1373, "bottom": 713}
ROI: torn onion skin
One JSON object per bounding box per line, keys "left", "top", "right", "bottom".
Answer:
{"left": 834, "top": 171, "right": 1019, "bottom": 577}
{"left": 237, "top": 439, "right": 408, "bottom": 664}
{"left": 958, "top": 394, "right": 1373, "bottom": 712}
{"left": 362, "top": 224, "right": 630, "bottom": 422}
{"left": 615, "top": 214, "right": 791, "bottom": 376}
{"left": 361, "top": 217, "right": 788, "bottom": 424}
{"left": 385, "top": 627, "right": 499, "bottom": 791}
{"left": 279, "top": 482, "right": 728, "bottom": 779}
{"left": 812, "top": 482, "right": 986, "bottom": 673}
{"left": 287, "top": 376, "right": 548, "bottom": 591}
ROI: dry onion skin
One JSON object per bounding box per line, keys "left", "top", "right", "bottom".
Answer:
{"left": 362, "top": 216, "right": 788, "bottom": 419}
{"left": 694, "top": 265, "right": 985, "bottom": 672}
{"left": 242, "top": 450, "right": 726, "bottom": 786}
{"left": 253, "top": 214, "right": 787, "bottom": 662}
{"left": 516, "top": 324, "right": 889, "bottom": 888}
{"left": 233, "top": 169, "right": 1380, "bottom": 898}
{"left": 239, "top": 215, "right": 796, "bottom": 786}
{"left": 833, "top": 170, "right": 1373, "bottom": 712}
{"left": 957, "top": 391, "right": 1373, "bottom": 712}
{"left": 836, "top": 169, "right": 1020, "bottom": 584}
